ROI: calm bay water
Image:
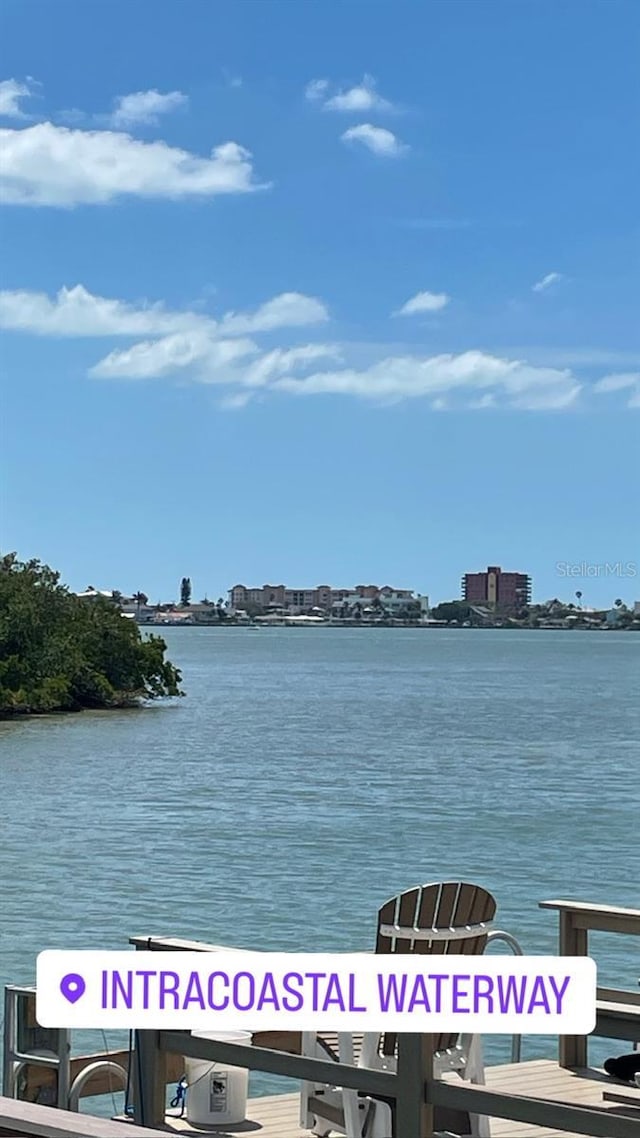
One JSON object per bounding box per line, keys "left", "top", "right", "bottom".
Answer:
{"left": 1, "top": 627, "right": 638, "bottom": 1107}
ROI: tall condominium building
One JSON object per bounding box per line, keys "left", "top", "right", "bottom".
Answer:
{"left": 462, "top": 565, "right": 532, "bottom": 608}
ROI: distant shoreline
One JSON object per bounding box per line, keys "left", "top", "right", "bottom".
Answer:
{"left": 141, "top": 622, "right": 638, "bottom": 632}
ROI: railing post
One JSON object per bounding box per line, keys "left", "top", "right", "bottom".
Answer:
{"left": 133, "top": 1031, "right": 166, "bottom": 1128}
{"left": 395, "top": 1033, "right": 434, "bottom": 1138}
{"left": 558, "top": 911, "right": 588, "bottom": 1068}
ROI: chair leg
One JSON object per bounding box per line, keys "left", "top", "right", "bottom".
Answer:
{"left": 300, "top": 1032, "right": 329, "bottom": 1130}
{"left": 465, "top": 1036, "right": 490, "bottom": 1137}
{"left": 338, "top": 1034, "right": 365, "bottom": 1137}
{"left": 465, "top": 1035, "right": 485, "bottom": 1086}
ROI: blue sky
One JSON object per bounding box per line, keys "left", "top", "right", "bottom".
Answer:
{"left": 1, "top": 0, "right": 638, "bottom": 606}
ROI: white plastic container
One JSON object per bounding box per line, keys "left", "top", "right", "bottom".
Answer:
{"left": 185, "top": 1030, "right": 251, "bottom": 1127}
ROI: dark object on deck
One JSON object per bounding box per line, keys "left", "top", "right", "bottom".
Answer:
{"left": 604, "top": 1052, "right": 640, "bottom": 1082}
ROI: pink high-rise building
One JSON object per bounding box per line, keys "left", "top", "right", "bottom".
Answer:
{"left": 462, "top": 566, "right": 531, "bottom": 609}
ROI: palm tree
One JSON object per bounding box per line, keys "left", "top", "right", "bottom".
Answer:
{"left": 575, "top": 590, "right": 582, "bottom": 608}
{"left": 133, "top": 591, "right": 148, "bottom": 618}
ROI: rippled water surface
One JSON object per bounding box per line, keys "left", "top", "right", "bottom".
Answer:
{"left": 1, "top": 628, "right": 638, "bottom": 1106}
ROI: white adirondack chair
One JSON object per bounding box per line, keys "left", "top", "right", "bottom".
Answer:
{"left": 300, "top": 881, "right": 496, "bottom": 1138}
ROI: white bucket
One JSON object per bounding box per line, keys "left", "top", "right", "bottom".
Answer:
{"left": 185, "top": 1031, "right": 251, "bottom": 1127}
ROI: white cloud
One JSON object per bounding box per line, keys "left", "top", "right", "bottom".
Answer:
{"left": 341, "top": 123, "right": 407, "bottom": 157}
{"left": 0, "top": 284, "right": 206, "bottom": 336}
{"left": 0, "top": 78, "right": 34, "bottom": 118}
{"left": 594, "top": 372, "right": 640, "bottom": 408}
{"left": 3, "top": 282, "right": 628, "bottom": 412}
{"left": 220, "top": 391, "right": 253, "bottom": 410}
{"left": 274, "top": 350, "right": 581, "bottom": 410}
{"left": 324, "top": 75, "right": 392, "bottom": 113}
{"left": 305, "top": 79, "right": 330, "bottom": 103}
{"left": 0, "top": 122, "right": 266, "bottom": 206}
{"left": 108, "top": 89, "right": 188, "bottom": 128}
{"left": 221, "top": 292, "right": 328, "bottom": 335}
{"left": 241, "top": 344, "right": 343, "bottom": 388}
{"left": 532, "top": 271, "right": 563, "bottom": 293}
{"left": 395, "top": 291, "right": 450, "bottom": 316}
{"left": 0, "top": 283, "right": 332, "bottom": 389}
{"left": 0, "top": 284, "right": 328, "bottom": 339}
{"left": 92, "top": 338, "right": 340, "bottom": 387}
{"left": 594, "top": 371, "right": 639, "bottom": 393}
{"left": 91, "top": 333, "right": 258, "bottom": 380}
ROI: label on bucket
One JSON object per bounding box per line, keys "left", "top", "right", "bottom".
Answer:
{"left": 209, "top": 1071, "right": 228, "bottom": 1113}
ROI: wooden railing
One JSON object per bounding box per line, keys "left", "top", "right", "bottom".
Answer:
{"left": 5, "top": 911, "right": 640, "bottom": 1138}
{"left": 133, "top": 1028, "right": 640, "bottom": 1137}
{"left": 130, "top": 930, "right": 640, "bottom": 1138}
{"left": 539, "top": 898, "right": 640, "bottom": 1068}
{"left": 0, "top": 1096, "right": 167, "bottom": 1138}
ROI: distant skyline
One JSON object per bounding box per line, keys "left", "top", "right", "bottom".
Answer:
{"left": 1, "top": 0, "right": 638, "bottom": 608}
{"left": 69, "top": 564, "right": 638, "bottom": 611}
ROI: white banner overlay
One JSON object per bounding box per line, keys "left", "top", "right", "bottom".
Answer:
{"left": 36, "top": 951, "right": 597, "bottom": 1034}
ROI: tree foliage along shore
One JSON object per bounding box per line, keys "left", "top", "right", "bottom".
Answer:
{"left": 0, "top": 554, "right": 182, "bottom": 718}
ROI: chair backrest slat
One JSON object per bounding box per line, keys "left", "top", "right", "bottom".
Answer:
{"left": 376, "top": 880, "right": 496, "bottom": 1056}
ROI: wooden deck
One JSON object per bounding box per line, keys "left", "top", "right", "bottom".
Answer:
{"left": 152, "top": 1060, "right": 640, "bottom": 1138}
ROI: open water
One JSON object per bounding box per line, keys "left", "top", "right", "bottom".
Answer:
{"left": 1, "top": 628, "right": 638, "bottom": 1110}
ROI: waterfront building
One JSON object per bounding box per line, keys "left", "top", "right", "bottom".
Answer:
{"left": 229, "top": 583, "right": 428, "bottom": 616}
{"left": 461, "top": 565, "right": 532, "bottom": 608}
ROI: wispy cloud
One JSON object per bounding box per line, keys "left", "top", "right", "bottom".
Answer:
{"left": 58, "top": 89, "right": 189, "bottom": 129}
{"left": 594, "top": 372, "right": 640, "bottom": 408}
{"left": 4, "top": 282, "right": 634, "bottom": 413}
{"left": 306, "top": 74, "right": 394, "bottom": 113}
{"left": 275, "top": 352, "right": 581, "bottom": 410}
{"left": 0, "top": 78, "right": 36, "bottom": 119}
{"left": 305, "top": 79, "right": 330, "bottom": 103}
{"left": 394, "top": 291, "right": 450, "bottom": 316}
{"left": 0, "top": 284, "right": 579, "bottom": 410}
{"left": 325, "top": 76, "right": 392, "bottom": 113}
{"left": 495, "top": 347, "right": 640, "bottom": 370}
{"left": 341, "top": 123, "right": 407, "bottom": 158}
{"left": 108, "top": 89, "right": 188, "bottom": 128}
{"left": 0, "top": 283, "right": 333, "bottom": 400}
{"left": 0, "top": 123, "right": 268, "bottom": 206}
{"left": 220, "top": 294, "right": 329, "bottom": 335}
{"left": 220, "top": 391, "right": 253, "bottom": 410}
{"left": 92, "top": 333, "right": 259, "bottom": 381}
{"left": 532, "top": 271, "right": 563, "bottom": 293}
{"left": 0, "top": 284, "right": 328, "bottom": 339}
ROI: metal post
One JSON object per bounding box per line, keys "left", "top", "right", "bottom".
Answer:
{"left": 558, "top": 913, "right": 588, "bottom": 1068}
{"left": 2, "top": 987, "right": 16, "bottom": 1097}
{"left": 395, "top": 1034, "right": 434, "bottom": 1138}
{"left": 133, "top": 1031, "right": 166, "bottom": 1128}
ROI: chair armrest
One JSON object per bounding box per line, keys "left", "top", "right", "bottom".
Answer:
{"left": 539, "top": 900, "right": 640, "bottom": 936}
{"left": 597, "top": 987, "right": 640, "bottom": 1008}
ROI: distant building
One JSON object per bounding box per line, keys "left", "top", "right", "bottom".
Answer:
{"left": 462, "top": 566, "right": 531, "bottom": 609}
{"left": 229, "top": 583, "right": 427, "bottom": 616}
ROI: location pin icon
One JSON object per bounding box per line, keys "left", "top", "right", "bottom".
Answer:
{"left": 60, "top": 973, "right": 86, "bottom": 1004}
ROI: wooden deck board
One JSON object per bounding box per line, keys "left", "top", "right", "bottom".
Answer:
{"left": 152, "top": 1060, "right": 640, "bottom": 1138}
